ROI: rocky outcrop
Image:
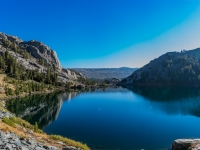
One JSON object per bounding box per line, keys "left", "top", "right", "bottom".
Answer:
{"left": 0, "top": 33, "right": 22, "bottom": 44}
{"left": 0, "top": 129, "right": 81, "bottom": 150}
{"left": 20, "top": 40, "right": 61, "bottom": 70}
{"left": 120, "top": 48, "right": 200, "bottom": 86}
{"left": 0, "top": 32, "right": 61, "bottom": 70}
{"left": 0, "top": 130, "right": 58, "bottom": 150}
{"left": 0, "top": 32, "right": 82, "bottom": 84}
{"left": 172, "top": 139, "right": 200, "bottom": 150}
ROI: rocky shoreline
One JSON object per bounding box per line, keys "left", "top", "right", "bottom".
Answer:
{"left": 0, "top": 129, "right": 81, "bottom": 150}
{"left": 0, "top": 130, "right": 58, "bottom": 150}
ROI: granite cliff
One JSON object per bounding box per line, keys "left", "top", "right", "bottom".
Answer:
{"left": 0, "top": 32, "right": 82, "bottom": 84}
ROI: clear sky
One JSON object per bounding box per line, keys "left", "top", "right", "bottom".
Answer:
{"left": 0, "top": 0, "right": 200, "bottom": 68}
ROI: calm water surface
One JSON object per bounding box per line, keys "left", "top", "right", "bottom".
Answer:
{"left": 7, "top": 87, "right": 200, "bottom": 150}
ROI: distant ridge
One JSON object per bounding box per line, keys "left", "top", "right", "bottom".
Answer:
{"left": 70, "top": 68, "right": 138, "bottom": 80}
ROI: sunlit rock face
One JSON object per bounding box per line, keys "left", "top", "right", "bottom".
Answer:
{"left": 20, "top": 40, "right": 62, "bottom": 70}
{"left": 0, "top": 32, "right": 83, "bottom": 83}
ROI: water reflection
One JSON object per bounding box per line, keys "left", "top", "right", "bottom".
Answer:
{"left": 128, "top": 86, "right": 200, "bottom": 101}
{"left": 128, "top": 86, "right": 200, "bottom": 117}
{"left": 6, "top": 87, "right": 200, "bottom": 129}
{"left": 6, "top": 88, "right": 130, "bottom": 129}
{"left": 6, "top": 91, "right": 79, "bottom": 129}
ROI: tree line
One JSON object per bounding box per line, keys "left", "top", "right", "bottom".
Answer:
{"left": 2, "top": 38, "right": 31, "bottom": 59}
{"left": 138, "top": 53, "right": 200, "bottom": 86}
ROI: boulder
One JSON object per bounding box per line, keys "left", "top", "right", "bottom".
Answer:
{"left": 172, "top": 139, "right": 200, "bottom": 150}
{"left": 172, "top": 139, "right": 193, "bottom": 150}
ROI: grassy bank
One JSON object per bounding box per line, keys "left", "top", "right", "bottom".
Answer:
{"left": 0, "top": 115, "right": 90, "bottom": 150}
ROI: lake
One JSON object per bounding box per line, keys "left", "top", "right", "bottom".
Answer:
{"left": 6, "top": 87, "right": 200, "bottom": 150}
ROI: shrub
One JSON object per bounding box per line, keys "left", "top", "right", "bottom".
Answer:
{"left": 2, "top": 117, "right": 16, "bottom": 127}
{"left": 10, "top": 116, "right": 43, "bottom": 133}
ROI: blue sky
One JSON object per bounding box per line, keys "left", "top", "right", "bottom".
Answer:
{"left": 1, "top": 0, "right": 200, "bottom": 68}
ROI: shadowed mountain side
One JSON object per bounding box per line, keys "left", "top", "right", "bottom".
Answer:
{"left": 120, "top": 48, "right": 200, "bottom": 86}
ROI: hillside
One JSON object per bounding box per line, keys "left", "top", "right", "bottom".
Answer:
{"left": 120, "top": 48, "right": 200, "bottom": 86}
{"left": 71, "top": 67, "right": 138, "bottom": 80}
{"left": 0, "top": 32, "right": 85, "bottom": 98}
{"left": 0, "top": 32, "right": 82, "bottom": 84}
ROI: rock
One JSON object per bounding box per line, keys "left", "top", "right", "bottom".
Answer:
{"left": 20, "top": 140, "right": 29, "bottom": 146}
{"left": 48, "top": 145, "right": 58, "bottom": 150}
{"left": 172, "top": 139, "right": 193, "bottom": 150}
{"left": 13, "top": 141, "right": 23, "bottom": 147}
{"left": 43, "top": 145, "right": 49, "bottom": 149}
{"left": 20, "top": 40, "right": 61, "bottom": 70}
{"left": 35, "top": 147, "right": 46, "bottom": 150}
{"left": 0, "top": 141, "right": 4, "bottom": 146}
{"left": 172, "top": 139, "right": 200, "bottom": 150}
{"left": 22, "top": 127, "right": 27, "bottom": 132}
{"left": 57, "top": 141, "right": 64, "bottom": 145}
{"left": 20, "top": 146, "right": 30, "bottom": 150}
{"left": 27, "top": 139, "right": 36, "bottom": 145}
{"left": 192, "top": 144, "right": 200, "bottom": 150}
{"left": 63, "top": 146, "right": 79, "bottom": 150}
{"left": 5, "top": 144, "right": 12, "bottom": 149}
{"left": 27, "top": 130, "right": 33, "bottom": 134}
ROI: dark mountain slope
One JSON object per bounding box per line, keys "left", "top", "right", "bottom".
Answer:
{"left": 120, "top": 48, "right": 200, "bottom": 86}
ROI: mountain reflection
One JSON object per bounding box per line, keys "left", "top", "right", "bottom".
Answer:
{"left": 128, "top": 86, "right": 200, "bottom": 117}
{"left": 6, "top": 91, "right": 79, "bottom": 129}
{"left": 6, "top": 87, "right": 200, "bottom": 129}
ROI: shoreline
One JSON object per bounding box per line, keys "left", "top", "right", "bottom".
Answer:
{"left": 0, "top": 87, "right": 66, "bottom": 101}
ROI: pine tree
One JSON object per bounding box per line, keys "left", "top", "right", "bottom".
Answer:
{"left": 34, "top": 122, "right": 38, "bottom": 132}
